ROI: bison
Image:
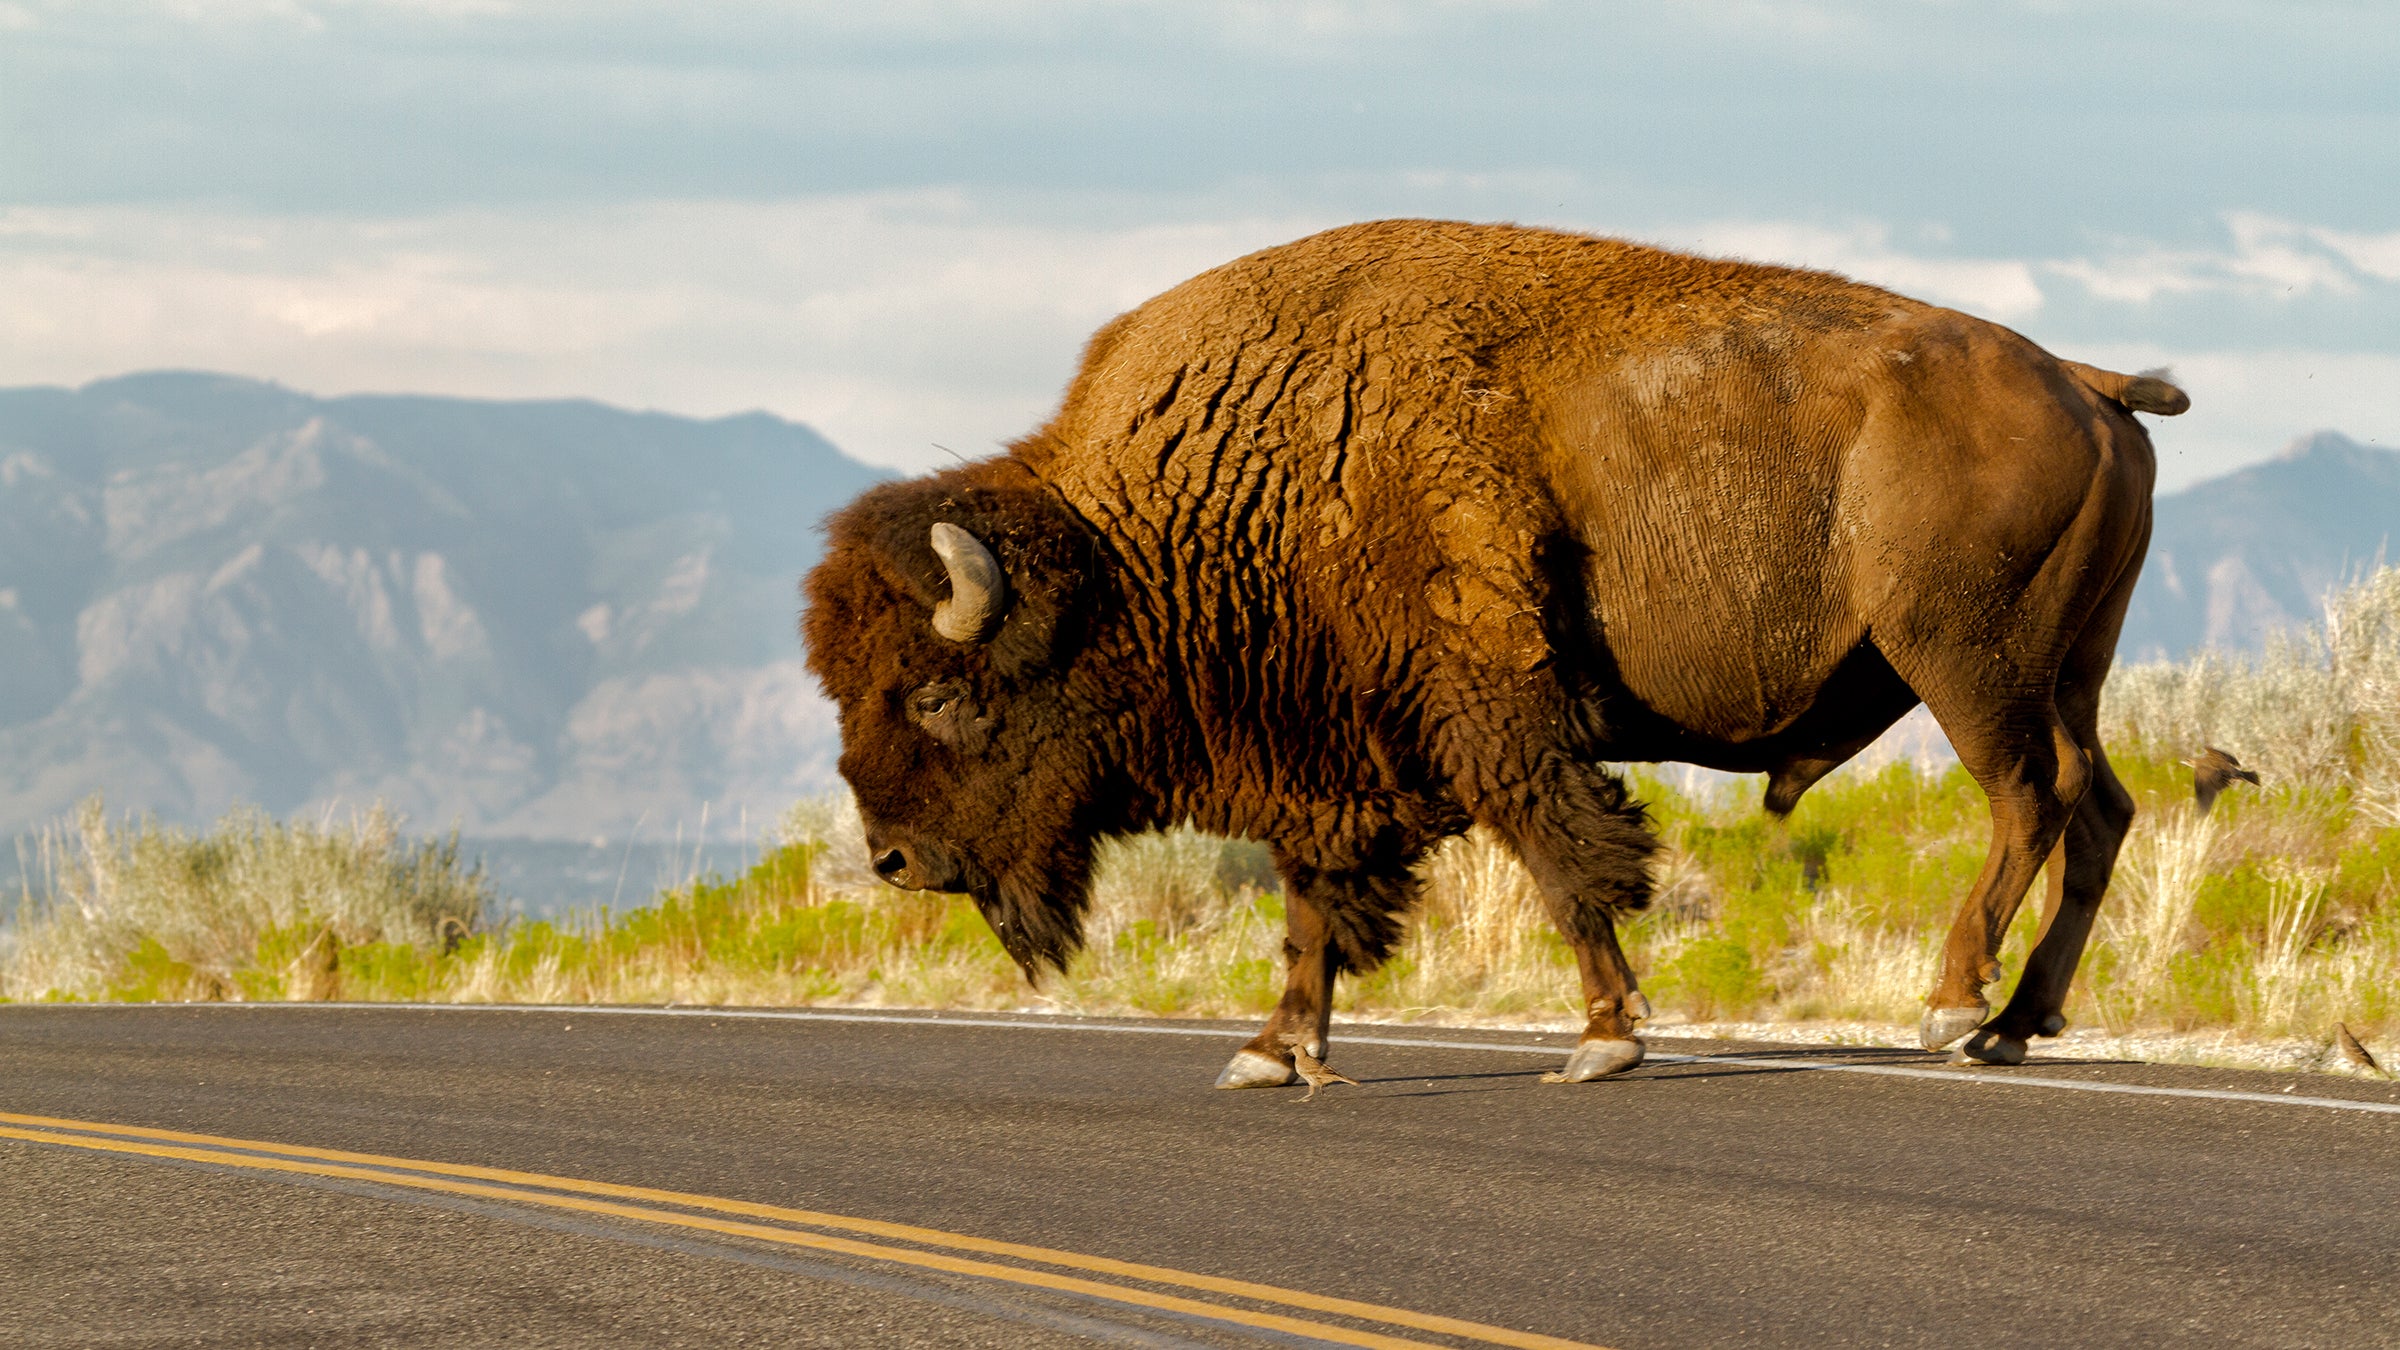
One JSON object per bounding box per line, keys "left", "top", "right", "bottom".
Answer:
{"left": 803, "top": 219, "right": 2184, "bottom": 1086}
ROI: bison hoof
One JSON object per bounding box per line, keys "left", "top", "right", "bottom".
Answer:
{"left": 1214, "top": 1050, "right": 1297, "bottom": 1090}
{"left": 1543, "top": 1038, "right": 1645, "bottom": 1084}
{"left": 1919, "top": 1005, "right": 1988, "bottom": 1052}
{"left": 1953, "top": 1030, "right": 2028, "bottom": 1066}
{"left": 2037, "top": 1012, "right": 2068, "bottom": 1037}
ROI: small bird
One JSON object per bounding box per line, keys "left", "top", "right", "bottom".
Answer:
{"left": 2187, "top": 746, "right": 2260, "bottom": 816}
{"left": 2334, "top": 1022, "right": 2387, "bottom": 1077}
{"left": 1285, "top": 1038, "right": 1359, "bottom": 1101}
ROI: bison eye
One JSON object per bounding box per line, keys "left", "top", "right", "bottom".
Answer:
{"left": 908, "top": 682, "right": 967, "bottom": 722}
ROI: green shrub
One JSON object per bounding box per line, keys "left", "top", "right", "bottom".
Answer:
{"left": 1652, "top": 937, "right": 1765, "bottom": 1020}
{"left": 7, "top": 567, "right": 2396, "bottom": 1052}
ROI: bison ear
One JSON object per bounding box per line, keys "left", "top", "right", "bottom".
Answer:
{"left": 818, "top": 464, "right": 1094, "bottom": 674}
{"left": 960, "top": 485, "right": 1095, "bottom": 677}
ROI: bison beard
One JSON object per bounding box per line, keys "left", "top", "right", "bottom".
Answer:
{"left": 804, "top": 218, "right": 2181, "bottom": 1088}
{"left": 976, "top": 870, "right": 1089, "bottom": 982}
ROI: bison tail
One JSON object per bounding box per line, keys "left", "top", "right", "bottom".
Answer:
{"left": 2061, "top": 360, "right": 2191, "bottom": 416}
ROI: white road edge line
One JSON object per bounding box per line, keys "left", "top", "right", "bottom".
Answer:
{"left": 65, "top": 994, "right": 2390, "bottom": 1119}
{"left": 87, "top": 1001, "right": 2400, "bottom": 1118}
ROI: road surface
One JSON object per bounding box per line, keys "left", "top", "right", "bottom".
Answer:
{"left": 3, "top": 1004, "right": 2395, "bottom": 1347}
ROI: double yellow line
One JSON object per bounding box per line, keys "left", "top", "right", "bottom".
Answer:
{"left": 1, "top": 1110, "right": 1606, "bottom": 1350}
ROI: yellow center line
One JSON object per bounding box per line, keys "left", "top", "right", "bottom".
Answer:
{"left": 1, "top": 1111, "right": 1610, "bottom": 1350}
{"left": 1, "top": 1124, "right": 1437, "bottom": 1350}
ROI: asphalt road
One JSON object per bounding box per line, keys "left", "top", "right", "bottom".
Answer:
{"left": 3, "top": 1005, "right": 2395, "bottom": 1349}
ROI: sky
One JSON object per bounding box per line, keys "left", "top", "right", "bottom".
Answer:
{"left": 2, "top": 0, "right": 2395, "bottom": 489}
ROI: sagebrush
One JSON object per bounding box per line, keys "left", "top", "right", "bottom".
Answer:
{"left": 7, "top": 570, "right": 2396, "bottom": 1058}
{"left": 5, "top": 799, "right": 484, "bottom": 1002}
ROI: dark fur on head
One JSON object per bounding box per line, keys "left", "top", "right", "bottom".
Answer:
{"left": 803, "top": 439, "right": 1660, "bottom": 983}
{"left": 802, "top": 459, "right": 1121, "bottom": 977}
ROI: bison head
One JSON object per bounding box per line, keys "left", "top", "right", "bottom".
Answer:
{"left": 801, "top": 463, "right": 1121, "bottom": 979}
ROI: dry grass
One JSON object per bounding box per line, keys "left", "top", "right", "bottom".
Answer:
{"left": 3, "top": 798, "right": 484, "bottom": 1003}
{"left": 2103, "top": 564, "right": 2400, "bottom": 802}
{"left": 7, "top": 570, "right": 2397, "bottom": 1072}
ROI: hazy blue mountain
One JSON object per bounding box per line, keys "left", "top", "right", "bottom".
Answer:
{"left": 3, "top": 371, "right": 2384, "bottom": 863}
{"left": 0, "top": 372, "right": 888, "bottom": 843}
{"left": 2118, "top": 431, "right": 2399, "bottom": 660}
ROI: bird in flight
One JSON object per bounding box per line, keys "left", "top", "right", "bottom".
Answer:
{"left": 2334, "top": 1023, "right": 2387, "bottom": 1077}
{"left": 2186, "top": 746, "right": 2260, "bottom": 816}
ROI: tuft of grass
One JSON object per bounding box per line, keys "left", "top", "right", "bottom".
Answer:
{"left": 6, "top": 568, "right": 2396, "bottom": 1065}
{"left": 4, "top": 797, "right": 484, "bottom": 1003}
{"left": 6, "top": 771, "right": 2393, "bottom": 1053}
{"left": 2102, "top": 564, "right": 2400, "bottom": 803}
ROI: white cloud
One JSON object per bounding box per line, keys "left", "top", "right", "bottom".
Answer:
{"left": 50, "top": 0, "right": 1529, "bottom": 42}
{"left": 154, "top": 0, "right": 327, "bottom": 27}
{"left": 1666, "top": 219, "right": 2046, "bottom": 318}
{"left": 0, "top": 197, "right": 1333, "bottom": 469}
{"left": 1, "top": 196, "right": 2389, "bottom": 488}
{"left": 2308, "top": 224, "right": 2400, "bottom": 283}
{"left": 2046, "top": 212, "right": 2394, "bottom": 304}
{"left": 1211, "top": 0, "right": 1543, "bottom": 49}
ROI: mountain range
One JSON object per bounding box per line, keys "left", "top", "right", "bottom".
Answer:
{"left": 0, "top": 372, "right": 885, "bottom": 844}
{"left": 1, "top": 374, "right": 2390, "bottom": 848}
{"left": 2115, "top": 430, "right": 2397, "bottom": 660}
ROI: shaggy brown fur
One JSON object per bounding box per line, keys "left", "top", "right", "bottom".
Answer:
{"left": 804, "top": 219, "right": 2181, "bottom": 1071}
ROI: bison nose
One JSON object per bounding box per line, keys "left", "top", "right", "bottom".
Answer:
{"left": 872, "top": 848, "right": 909, "bottom": 882}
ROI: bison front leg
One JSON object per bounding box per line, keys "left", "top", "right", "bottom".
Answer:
{"left": 1214, "top": 898, "right": 1326, "bottom": 1089}
{"left": 1472, "top": 756, "right": 1660, "bottom": 1083}
{"left": 1545, "top": 912, "right": 1653, "bottom": 1082}
{"left": 1215, "top": 860, "right": 1414, "bottom": 1090}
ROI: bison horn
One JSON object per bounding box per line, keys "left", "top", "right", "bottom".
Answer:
{"left": 928, "top": 522, "right": 1006, "bottom": 643}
